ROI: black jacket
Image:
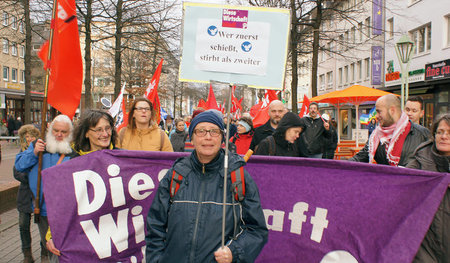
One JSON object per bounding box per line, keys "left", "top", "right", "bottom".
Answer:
{"left": 249, "top": 120, "right": 274, "bottom": 151}
{"left": 299, "top": 116, "right": 331, "bottom": 155}
{"left": 406, "top": 140, "right": 449, "bottom": 263}
{"left": 254, "top": 112, "right": 305, "bottom": 157}
{"left": 349, "top": 122, "right": 430, "bottom": 166}
{"left": 13, "top": 166, "right": 33, "bottom": 213}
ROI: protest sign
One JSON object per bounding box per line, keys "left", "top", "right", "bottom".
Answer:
{"left": 43, "top": 150, "right": 449, "bottom": 262}
{"left": 179, "top": 3, "right": 290, "bottom": 90}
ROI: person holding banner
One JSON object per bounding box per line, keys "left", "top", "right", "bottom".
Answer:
{"left": 15, "top": 115, "right": 74, "bottom": 263}
{"left": 146, "top": 110, "right": 268, "bottom": 263}
{"left": 407, "top": 113, "right": 449, "bottom": 263}
{"left": 46, "top": 110, "right": 119, "bottom": 260}
{"left": 117, "top": 97, "right": 173, "bottom": 152}
{"left": 254, "top": 112, "right": 305, "bottom": 157}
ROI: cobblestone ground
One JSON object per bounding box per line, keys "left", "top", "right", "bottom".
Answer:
{"left": 0, "top": 209, "right": 46, "bottom": 263}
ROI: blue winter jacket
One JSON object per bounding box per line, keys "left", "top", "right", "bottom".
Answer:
{"left": 146, "top": 149, "right": 268, "bottom": 263}
{"left": 14, "top": 142, "right": 71, "bottom": 216}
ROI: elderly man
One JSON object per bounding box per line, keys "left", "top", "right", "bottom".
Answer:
{"left": 249, "top": 100, "right": 286, "bottom": 151}
{"left": 15, "top": 115, "right": 73, "bottom": 262}
{"left": 405, "top": 96, "right": 425, "bottom": 125}
{"left": 146, "top": 110, "right": 268, "bottom": 262}
{"left": 299, "top": 102, "right": 331, "bottom": 158}
{"left": 349, "top": 94, "right": 429, "bottom": 166}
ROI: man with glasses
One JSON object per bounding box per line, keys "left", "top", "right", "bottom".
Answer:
{"left": 146, "top": 110, "right": 268, "bottom": 263}
{"left": 15, "top": 115, "right": 73, "bottom": 263}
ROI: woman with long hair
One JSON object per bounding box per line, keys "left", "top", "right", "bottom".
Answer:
{"left": 117, "top": 97, "right": 172, "bottom": 152}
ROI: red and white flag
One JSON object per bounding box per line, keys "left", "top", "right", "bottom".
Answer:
{"left": 108, "top": 82, "right": 126, "bottom": 118}
{"left": 38, "top": 0, "right": 82, "bottom": 119}
{"left": 145, "top": 59, "right": 163, "bottom": 123}
{"left": 299, "top": 94, "right": 310, "bottom": 118}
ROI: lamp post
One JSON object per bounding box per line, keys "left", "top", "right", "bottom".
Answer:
{"left": 395, "top": 35, "right": 415, "bottom": 110}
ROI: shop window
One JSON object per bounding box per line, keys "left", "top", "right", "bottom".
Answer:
{"left": 438, "top": 91, "right": 448, "bottom": 103}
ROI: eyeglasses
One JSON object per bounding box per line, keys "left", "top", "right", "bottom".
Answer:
{"left": 436, "top": 130, "right": 450, "bottom": 137}
{"left": 89, "top": 126, "right": 112, "bottom": 135}
{"left": 135, "top": 107, "right": 151, "bottom": 112}
{"left": 194, "top": 128, "right": 222, "bottom": 137}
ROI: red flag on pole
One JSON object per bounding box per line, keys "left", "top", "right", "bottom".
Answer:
{"left": 145, "top": 59, "right": 163, "bottom": 124}
{"left": 197, "top": 99, "right": 207, "bottom": 109}
{"left": 38, "top": 0, "right": 82, "bottom": 119}
{"left": 299, "top": 94, "right": 310, "bottom": 117}
{"left": 116, "top": 97, "right": 128, "bottom": 132}
{"left": 252, "top": 89, "right": 279, "bottom": 127}
{"left": 206, "top": 84, "right": 220, "bottom": 110}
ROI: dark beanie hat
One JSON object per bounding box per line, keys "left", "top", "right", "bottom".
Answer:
{"left": 189, "top": 110, "right": 225, "bottom": 139}
{"left": 274, "top": 112, "right": 305, "bottom": 137}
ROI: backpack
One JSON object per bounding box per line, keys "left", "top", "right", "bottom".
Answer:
{"left": 169, "top": 166, "right": 246, "bottom": 202}
{"left": 254, "top": 136, "right": 276, "bottom": 156}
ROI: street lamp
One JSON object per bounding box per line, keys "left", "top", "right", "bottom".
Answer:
{"left": 395, "top": 35, "right": 415, "bottom": 110}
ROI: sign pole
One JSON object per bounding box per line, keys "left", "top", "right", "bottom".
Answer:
{"left": 35, "top": 0, "right": 57, "bottom": 223}
{"left": 221, "top": 83, "right": 233, "bottom": 248}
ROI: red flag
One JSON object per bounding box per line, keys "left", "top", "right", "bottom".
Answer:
{"left": 116, "top": 97, "right": 128, "bottom": 132}
{"left": 219, "top": 100, "right": 226, "bottom": 113}
{"left": 299, "top": 94, "right": 310, "bottom": 117}
{"left": 145, "top": 59, "right": 163, "bottom": 123}
{"left": 206, "top": 84, "right": 219, "bottom": 110}
{"left": 251, "top": 89, "right": 279, "bottom": 127}
{"left": 250, "top": 101, "right": 263, "bottom": 117}
{"left": 197, "top": 99, "right": 207, "bottom": 109}
{"left": 38, "top": 0, "right": 82, "bottom": 119}
{"left": 231, "top": 86, "right": 242, "bottom": 113}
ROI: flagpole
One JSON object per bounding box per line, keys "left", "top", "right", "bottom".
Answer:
{"left": 221, "top": 83, "right": 233, "bottom": 248}
{"left": 34, "top": 0, "right": 58, "bottom": 223}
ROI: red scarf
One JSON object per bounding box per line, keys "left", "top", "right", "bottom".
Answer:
{"left": 368, "top": 112, "right": 411, "bottom": 166}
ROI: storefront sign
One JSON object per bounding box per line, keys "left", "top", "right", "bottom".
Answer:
{"left": 385, "top": 71, "right": 400, "bottom": 81}
{"left": 425, "top": 59, "right": 450, "bottom": 81}
{"left": 5, "top": 83, "right": 23, "bottom": 90}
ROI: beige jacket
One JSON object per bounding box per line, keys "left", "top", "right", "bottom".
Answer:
{"left": 117, "top": 124, "right": 173, "bottom": 152}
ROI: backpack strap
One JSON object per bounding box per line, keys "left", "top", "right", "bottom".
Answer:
{"left": 268, "top": 136, "right": 276, "bottom": 156}
{"left": 170, "top": 170, "right": 183, "bottom": 198}
{"left": 230, "top": 167, "right": 245, "bottom": 202}
{"left": 160, "top": 129, "right": 165, "bottom": 151}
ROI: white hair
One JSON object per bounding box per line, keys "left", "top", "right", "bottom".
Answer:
{"left": 45, "top": 115, "right": 73, "bottom": 154}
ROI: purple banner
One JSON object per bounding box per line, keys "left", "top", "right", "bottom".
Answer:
{"left": 43, "top": 151, "right": 449, "bottom": 262}
{"left": 372, "top": 0, "right": 383, "bottom": 35}
{"left": 222, "top": 9, "right": 248, "bottom": 29}
{"left": 372, "top": 46, "right": 382, "bottom": 85}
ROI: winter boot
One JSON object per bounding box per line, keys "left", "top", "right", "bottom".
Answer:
{"left": 22, "top": 248, "right": 34, "bottom": 263}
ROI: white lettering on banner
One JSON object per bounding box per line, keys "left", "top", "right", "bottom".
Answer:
{"left": 73, "top": 165, "right": 155, "bottom": 215}
{"left": 263, "top": 201, "right": 329, "bottom": 243}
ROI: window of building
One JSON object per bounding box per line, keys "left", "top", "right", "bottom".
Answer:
{"left": 11, "top": 68, "right": 17, "bottom": 82}
{"left": 339, "top": 35, "right": 344, "bottom": 50}
{"left": 344, "top": 65, "right": 349, "bottom": 84}
{"left": 410, "top": 23, "right": 432, "bottom": 55}
{"left": 3, "top": 66, "right": 9, "bottom": 81}
{"left": 351, "top": 27, "right": 356, "bottom": 44}
{"left": 20, "top": 70, "right": 24, "bottom": 83}
{"left": 33, "top": 44, "right": 41, "bottom": 51}
{"left": 3, "top": 38, "right": 9, "bottom": 54}
{"left": 19, "top": 21, "right": 24, "bottom": 33}
{"left": 357, "top": 60, "right": 362, "bottom": 80}
{"left": 319, "top": 74, "right": 325, "bottom": 91}
{"left": 2, "top": 12, "right": 8, "bottom": 26}
{"left": 447, "top": 16, "right": 450, "bottom": 47}
{"left": 365, "top": 58, "right": 370, "bottom": 79}
{"left": 365, "top": 17, "right": 371, "bottom": 38}
{"left": 338, "top": 68, "right": 343, "bottom": 85}
{"left": 327, "top": 71, "right": 333, "bottom": 89}
{"left": 20, "top": 45, "right": 25, "bottom": 58}
{"left": 387, "top": 18, "right": 394, "bottom": 39}
{"left": 358, "top": 22, "right": 363, "bottom": 42}
{"left": 11, "top": 15, "right": 17, "bottom": 29}
{"left": 11, "top": 42, "right": 17, "bottom": 56}
{"left": 350, "top": 63, "right": 355, "bottom": 83}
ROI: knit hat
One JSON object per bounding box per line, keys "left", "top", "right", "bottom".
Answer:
{"left": 189, "top": 110, "right": 225, "bottom": 139}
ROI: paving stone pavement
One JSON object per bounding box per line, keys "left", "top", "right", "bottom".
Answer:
{"left": 0, "top": 209, "right": 46, "bottom": 263}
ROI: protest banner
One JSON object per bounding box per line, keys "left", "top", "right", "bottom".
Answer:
{"left": 179, "top": 3, "right": 290, "bottom": 90}
{"left": 43, "top": 150, "right": 449, "bottom": 262}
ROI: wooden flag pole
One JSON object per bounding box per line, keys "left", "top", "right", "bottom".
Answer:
{"left": 34, "top": 0, "right": 57, "bottom": 223}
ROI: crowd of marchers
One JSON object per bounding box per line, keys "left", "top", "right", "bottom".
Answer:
{"left": 11, "top": 94, "right": 449, "bottom": 263}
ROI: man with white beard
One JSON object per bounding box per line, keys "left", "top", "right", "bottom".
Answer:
{"left": 15, "top": 115, "right": 73, "bottom": 263}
